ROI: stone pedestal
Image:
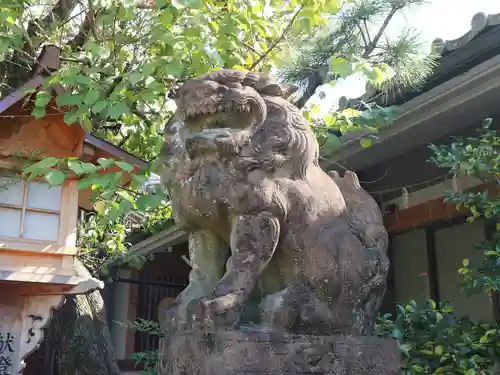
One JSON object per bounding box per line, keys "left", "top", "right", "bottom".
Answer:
{"left": 159, "top": 329, "right": 400, "bottom": 375}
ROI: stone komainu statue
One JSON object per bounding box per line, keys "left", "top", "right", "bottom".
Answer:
{"left": 160, "top": 68, "right": 389, "bottom": 336}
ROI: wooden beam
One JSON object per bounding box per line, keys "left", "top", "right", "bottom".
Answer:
{"left": 384, "top": 182, "right": 499, "bottom": 234}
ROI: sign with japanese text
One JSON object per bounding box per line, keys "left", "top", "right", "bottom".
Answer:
{"left": 0, "top": 332, "right": 14, "bottom": 375}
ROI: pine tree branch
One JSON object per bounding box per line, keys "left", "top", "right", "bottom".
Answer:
{"left": 363, "top": 19, "right": 372, "bottom": 44}
{"left": 356, "top": 22, "right": 369, "bottom": 50}
{"left": 233, "top": 36, "right": 264, "bottom": 58}
{"left": 362, "top": 6, "right": 397, "bottom": 58}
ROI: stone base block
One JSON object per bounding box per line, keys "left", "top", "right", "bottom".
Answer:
{"left": 159, "top": 328, "right": 400, "bottom": 375}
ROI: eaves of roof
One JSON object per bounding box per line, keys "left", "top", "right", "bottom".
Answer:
{"left": 84, "top": 133, "right": 148, "bottom": 170}
{"left": 0, "top": 45, "right": 147, "bottom": 170}
{"left": 388, "top": 12, "right": 500, "bottom": 106}
{"left": 331, "top": 51, "right": 500, "bottom": 172}
{"left": 128, "top": 225, "right": 188, "bottom": 255}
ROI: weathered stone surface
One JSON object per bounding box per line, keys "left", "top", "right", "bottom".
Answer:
{"left": 160, "top": 69, "right": 389, "bottom": 335}
{"left": 159, "top": 329, "right": 400, "bottom": 375}
{"left": 159, "top": 69, "right": 397, "bottom": 375}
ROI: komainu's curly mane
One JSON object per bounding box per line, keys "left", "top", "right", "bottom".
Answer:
{"left": 166, "top": 69, "right": 320, "bottom": 182}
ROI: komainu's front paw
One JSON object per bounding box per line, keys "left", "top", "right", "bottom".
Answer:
{"left": 184, "top": 297, "right": 208, "bottom": 326}
{"left": 185, "top": 295, "right": 242, "bottom": 329}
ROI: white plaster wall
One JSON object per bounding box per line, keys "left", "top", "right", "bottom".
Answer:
{"left": 391, "top": 221, "right": 494, "bottom": 321}
{"left": 434, "top": 220, "right": 493, "bottom": 321}
{"left": 392, "top": 228, "right": 431, "bottom": 306}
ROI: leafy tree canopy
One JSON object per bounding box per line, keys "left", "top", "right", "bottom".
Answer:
{"left": 0, "top": 0, "right": 434, "bottom": 273}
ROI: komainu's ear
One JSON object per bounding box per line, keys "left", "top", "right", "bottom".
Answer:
{"left": 242, "top": 71, "right": 260, "bottom": 87}
{"left": 281, "top": 83, "right": 298, "bottom": 99}
{"left": 250, "top": 73, "right": 298, "bottom": 98}
{"left": 202, "top": 69, "right": 247, "bottom": 84}
{"left": 344, "top": 171, "right": 361, "bottom": 189}
{"left": 328, "top": 170, "right": 341, "bottom": 181}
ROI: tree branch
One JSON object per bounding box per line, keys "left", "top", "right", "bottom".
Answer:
{"left": 25, "top": 0, "right": 80, "bottom": 50}
{"left": 249, "top": 4, "right": 305, "bottom": 71}
{"left": 362, "top": 7, "right": 397, "bottom": 58}
{"left": 67, "top": 9, "right": 96, "bottom": 50}
{"left": 233, "top": 36, "right": 264, "bottom": 57}
{"left": 363, "top": 19, "right": 372, "bottom": 44}
{"left": 356, "top": 22, "right": 369, "bottom": 50}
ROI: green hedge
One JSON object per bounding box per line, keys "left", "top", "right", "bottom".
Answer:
{"left": 376, "top": 300, "right": 500, "bottom": 375}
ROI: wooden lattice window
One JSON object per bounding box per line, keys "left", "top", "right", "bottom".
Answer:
{"left": 0, "top": 178, "right": 62, "bottom": 241}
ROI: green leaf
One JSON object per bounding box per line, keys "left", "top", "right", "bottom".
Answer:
{"left": 81, "top": 162, "right": 98, "bottom": 174}
{"left": 310, "top": 104, "right": 321, "bottom": 114}
{"left": 391, "top": 327, "right": 403, "bottom": 340}
{"left": 330, "top": 57, "right": 354, "bottom": 78}
{"left": 160, "top": 9, "right": 173, "bottom": 27}
{"left": 92, "top": 101, "right": 108, "bottom": 115}
{"left": 399, "top": 343, "right": 413, "bottom": 356}
{"left": 360, "top": 138, "right": 372, "bottom": 148}
{"left": 463, "top": 258, "right": 470, "bottom": 267}
{"left": 56, "top": 93, "right": 84, "bottom": 106}
{"left": 116, "top": 161, "right": 134, "bottom": 172}
{"left": 117, "top": 190, "right": 134, "bottom": 202}
{"left": 84, "top": 89, "right": 101, "bottom": 106}
{"left": 131, "top": 173, "right": 149, "bottom": 189}
{"left": 64, "top": 111, "right": 80, "bottom": 125}
{"left": 44, "top": 170, "right": 67, "bottom": 186}
{"left": 98, "top": 158, "right": 115, "bottom": 168}
{"left": 128, "top": 72, "right": 143, "bottom": 86}
{"left": 32, "top": 107, "right": 46, "bottom": 119}
{"left": 34, "top": 91, "right": 52, "bottom": 107}
{"left": 82, "top": 117, "right": 93, "bottom": 131}
{"left": 77, "top": 175, "right": 102, "bottom": 190}
{"left": 68, "top": 160, "right": 85, "bottom": 175}
{"left": 75, "top": 75, "right": 93, "bottom": 86}
{"left": 135, "top": 194, "right": 165, "bottom": 211}
{"left": 107, "top": 102, "right": 130, "bottom": 120}
{"left": 166, "top": 61, "right": 184, "bottom": 77}
{"left": 324, "top": 114, "right": 336, "bottom": 126}
{"left": 23, "top": 157, "right": 59, "bottom": 176}
{"left": 172, "top": 0, "right": 202, "bottom": 8}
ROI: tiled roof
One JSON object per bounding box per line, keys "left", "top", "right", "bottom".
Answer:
{"left": 339, "top": 12, "right": 500, "bottom": 109}
{"left": 431, "top": 12, "right": 500, "bottom": 56}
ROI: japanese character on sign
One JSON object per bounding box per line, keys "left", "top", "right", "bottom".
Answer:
{"left": 0, "top": 354, "right": 12, "bottom": 375}
{"left": 0, "top": 332, "right": 15, "bottom": 375}
{"left": 0, "top": 334, "right": 14, "bottom": 354}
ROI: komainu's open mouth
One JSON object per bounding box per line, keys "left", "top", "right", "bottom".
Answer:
{"left": 183, "top": 101, "right": 254, "bottom": 132}
{"left": 184, "top": 102, "right": 252, "bottom": 121}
